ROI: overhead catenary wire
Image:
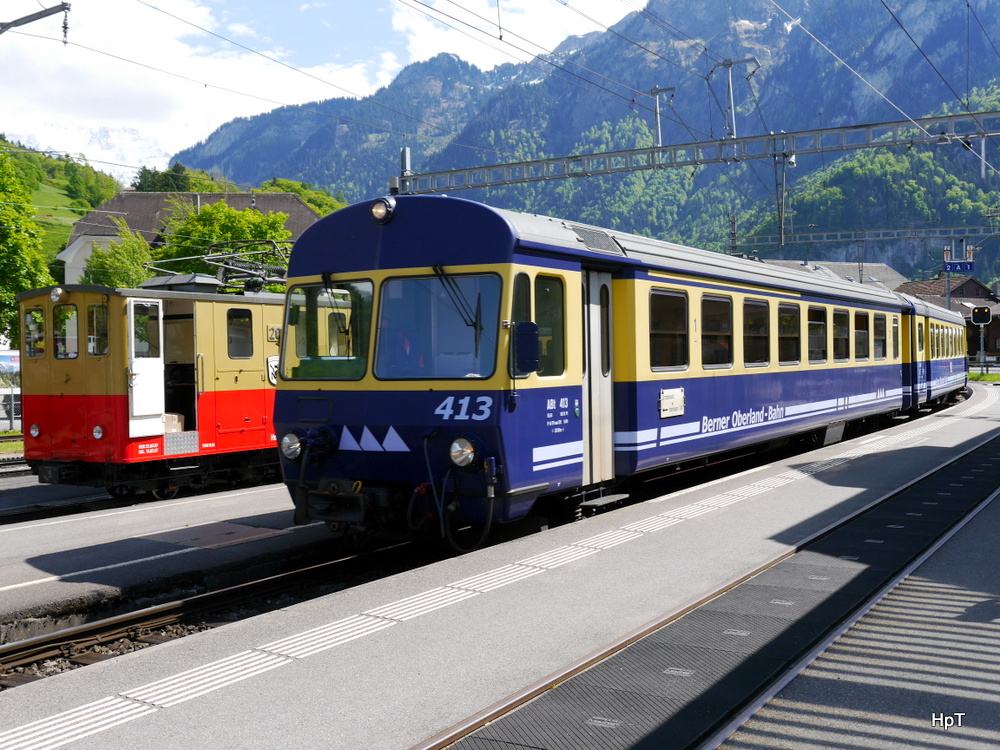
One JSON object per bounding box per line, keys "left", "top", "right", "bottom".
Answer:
{"left": 8, "top": 28, "right": 512, "bottom": 165}
{"left": 395, "top": 0, "right": 659, "bottom": 117}
{"left": 133, "top": 0, "right": 503, "bottom": 158}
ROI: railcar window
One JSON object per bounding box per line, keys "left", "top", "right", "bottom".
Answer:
{"left": 132, "top": 303, "right": 160, "bottom": 358}
{"left": 702, "top": 295, "right": 733, "bottom": 367}
{"left": 375, "top": 273, "right": 501, "bottom": 379}
{"left": 23, "top": 307, "right": 45, "bottom": 358}
{"left": 833, "top": 309, "right": 850, "bottom": 361}
{"left": 600, "top": 284, "right": 611, "bottom": 377}
{"left": 917, "top": 321, "right": 925, "bottom": 352}
{"left": 873, "top": 314, "right": 887, "bottom": 360}
{"left": 511, "top": 273, "right": 532, "bottom": 378}
{"left": 808, "top": 307, "right": 827, "bottom": 363}
{"left": 778, "top": 303, "right": 800, "bottom": 364}
{"left": 743, "top": 299, "right": 769, "bottom": 366}
{"left": 227, "top": 308, "right": 254, "bottom": 359}
{"left": 892, "top": 316, "right": 900, "bottom": 359}
{"left": 650, "top": 290, "right": 688, "bottom": 370}
{"left": 87, "top": 304, "right": 109, "bottom": 356}
{"left": 53, "top": 305, "right": 79, "bottom": 360}
{"left": 855, "top": 312, "right": 870, "bottom": 360}
{"left": 535, "top": 276, "right": 565, "bottom": 376}
{"left": 282, "top": 281, "right": 373, "bottom": 380}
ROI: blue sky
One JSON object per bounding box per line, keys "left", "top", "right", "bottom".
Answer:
{"left": 2, "top": 0, "right": 632, "bottom": 180}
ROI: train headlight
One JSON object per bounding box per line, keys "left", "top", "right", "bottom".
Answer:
{"left": 29, "top": 424, "right": 40, "bottom": 438}
{"left": 92, "top": 425, "right": 104, "bottom": 440}
{"left": 370, "top": 196, "right": 396, "bottom": 225}
{"left": 49, "top": 287, "right": 67, "bottom": 303}
{"left": 448, "top": 436, "right": 479, "bottom": 469}
{"left": 280, "top": 432, "right": 303, "bottom": 460}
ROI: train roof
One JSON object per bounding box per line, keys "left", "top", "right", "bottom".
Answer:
{"left": 896, "top": 292, "right": 967, "bottom": 325}
{"left": 292, "top": 195, "right": 908, "bottom": 308}
{"left": 16, "top": 279, "right": 284, "bottom": 305}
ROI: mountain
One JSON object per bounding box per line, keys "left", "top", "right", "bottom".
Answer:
{"left": 172, "top": 0, "right": 1000, "bottom": 283}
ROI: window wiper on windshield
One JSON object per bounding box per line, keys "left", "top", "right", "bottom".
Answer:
{"left": 433, "top": 265, "right": 483, "bottom": 357}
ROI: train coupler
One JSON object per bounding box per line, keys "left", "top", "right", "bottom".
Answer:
{"left": 293, "top": 477, "right": 365, "bottom": 525}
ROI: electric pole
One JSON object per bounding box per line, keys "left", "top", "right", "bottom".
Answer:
{"left": 643, "top": 86, "right": 675, "bottom": 148}
{"left": 1, "top": 3, "right": 70, "bottom": 38}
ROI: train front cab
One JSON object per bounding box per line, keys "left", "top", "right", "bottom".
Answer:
{"left": 274, "top": 258, "right": 621, "bottom": 547}
{"left": 19, "top": 282, "right": 282, "bottom": 496}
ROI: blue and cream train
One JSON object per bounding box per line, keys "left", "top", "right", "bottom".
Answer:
{"left": 273, "top": 195, "right": 968, "bottom": 549}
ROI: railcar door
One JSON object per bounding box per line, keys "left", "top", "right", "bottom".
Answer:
{"left": 127, "top": 299, "right": 166, "bottom": 438}
{"left": 582, "top": 270, "right": 615, "bottom": 486}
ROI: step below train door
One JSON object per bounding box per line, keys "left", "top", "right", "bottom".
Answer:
{"left": 127, "top": 298, "right": 165, "bottom": 438}
{"left": 581, "top": 270, "right": 615, "bottom": 486}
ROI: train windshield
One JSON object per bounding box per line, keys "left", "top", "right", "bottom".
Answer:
{"left": 281, "top": 280, "right": 373, "bottom": 380}
{"left": 375, "top": 273, "right": 501, "bottom": 379}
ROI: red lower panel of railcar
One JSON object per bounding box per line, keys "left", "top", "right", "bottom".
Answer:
{"left": 23, "top": 389, "right": 276, "bottom": 464}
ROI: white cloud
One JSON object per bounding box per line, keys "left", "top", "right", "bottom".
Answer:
{"left": 2, "top": 0, "right": 403, "bottom": 173}
{"left": 1, "top": 0, "right": 626, "bottom": 178}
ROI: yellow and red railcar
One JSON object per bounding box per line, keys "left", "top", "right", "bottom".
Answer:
{"left": 18, "top": 274, "right": 283, "bottom": 498}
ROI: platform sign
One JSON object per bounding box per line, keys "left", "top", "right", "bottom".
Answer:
{"left": 944, "top": 260, "right": 975, "bottom": 273}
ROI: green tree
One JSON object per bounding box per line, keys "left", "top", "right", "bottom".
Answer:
{"left": 132, "top": 161, "right": 193, "bottom": 192}
{"left": 156, "top": 196, "right": 291, "bottom": 274}
{"left": 131, "top": 162, "right": 236, "bottom": 194}
{"left": 257, "top": 177, "right": 345, "bottom": 215}
{"left": 0, "top": 154, "right": 55, "bottom": 344}
{"left": 64, "top": 160, "right": 119, "bottom": 209}
{"left": 80, "top": 217, "right": 155, "bottom": 288}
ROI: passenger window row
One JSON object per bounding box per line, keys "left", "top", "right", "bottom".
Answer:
{"left": 649, "top": 291, "right": 904, "bottom": 371}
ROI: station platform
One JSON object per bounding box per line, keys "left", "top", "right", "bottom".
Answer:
{"left": 0, "top": 384, "right": 998, "bottom": 750}
{"left": 0, "top": 480, "right": 335, "bottom": 641}
{"left": 719, "top": 466, "right": 1000, "bottom": 748}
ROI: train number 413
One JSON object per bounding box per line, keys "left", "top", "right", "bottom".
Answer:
{"left": 434, "top": 395, "right": 493, "bottom": 421}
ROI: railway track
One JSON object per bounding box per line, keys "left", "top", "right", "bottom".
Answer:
{"left": 0, "top": 541, "right": 434, "bottom": 690}
{"left": 414, "top": 432, "right": 1000, "bottom": 750}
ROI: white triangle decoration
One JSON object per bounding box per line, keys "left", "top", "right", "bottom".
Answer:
{"left": 339, "top": 427, "right": 362, "bottom": 451}
{"left": 360, "top": 426, "right": 385, "bottom": 451}
{"left": 381, "top": 426, "right": 410, "bottom": 452}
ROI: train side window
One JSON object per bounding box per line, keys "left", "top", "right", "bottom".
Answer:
{"left": 917, "top": 321, "right": 924, "bottom": 352}
{"left": 808, "top": 307, "right": 827, "bottom": 363}
{"left": 649, "top": 290, "right": 688, "bottom": 370}
{"left": 23, "top": 307, "right": 45, "bottom": 358}
{"left": 702, "top": 295, "right": 732, "bottom": 368}
{"left": 743, "top": 299, "right": 769, "bottom": 366}
{"left": 511, "top": 272, "right": 532, "bottom": 378}
{"left": 132, "top": 303, "right": 160, "bottom": 358}
{"left": 535, "top": 276, "right": 565, "bottom": 376}
{"left": 53, "top": 305, "right": 80, "bottom": 360}
{"left": 227, "top": 308, "right": 254, "bottom": 359}
{"left": 892, "top": 316, "right": 900, "bottom": 359}
{"left": 873, "top": 314, "right": 887, "bottom": 360}
{"left": 833, "top": 309, "right": 850, "bottom": 362}
{"left": 87, "top": 304, "right": 109, "bottom": 356}
{"left": 855, "top": 312, "right": 870, "bottom": 361}
{"left": 778, "top": 303, "right": 800, "bottom": 364}
{"left": 600, "top": 284, "right": 611, "bottom": 377}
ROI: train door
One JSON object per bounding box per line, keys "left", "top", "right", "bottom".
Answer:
{"left": 582, "top": 270, "right": 615, "bottom": 486}
{"left": 127, "top": 299, "right": 165, "bottom": 438}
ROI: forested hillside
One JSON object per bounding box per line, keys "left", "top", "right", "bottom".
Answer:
{"left": 173, "top": 0, "right": 1000, "bottom": 285}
